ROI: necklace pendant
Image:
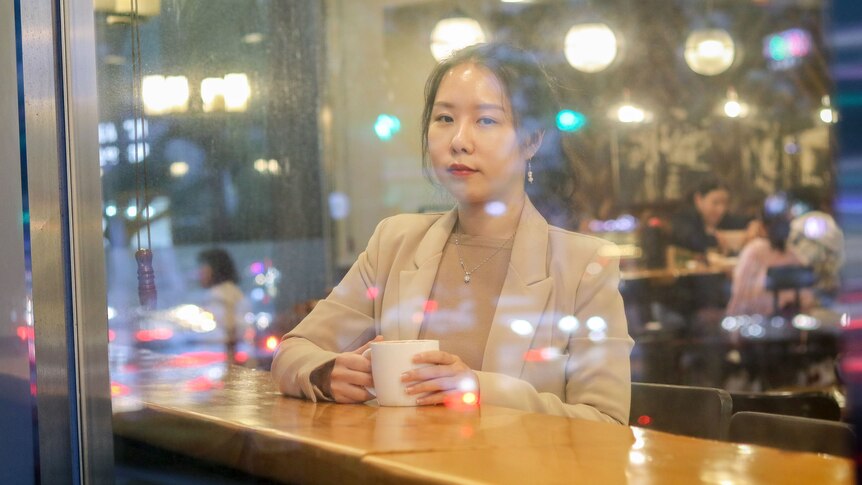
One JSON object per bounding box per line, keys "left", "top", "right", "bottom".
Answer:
{"left": 464, "top": 273, "right": 471, "bottom": 284}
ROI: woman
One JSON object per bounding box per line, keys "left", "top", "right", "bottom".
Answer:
{"left": 726, "top": 207, "right": 814, "bottom": 317}
{"left": 272, "top": 43, "right": 632, "bottom": 424}
{"left": 197, "top": 248, "right": 248, "bottom": 364}
{"left": 670, "top": 179, "right": 735, "bottom": 254}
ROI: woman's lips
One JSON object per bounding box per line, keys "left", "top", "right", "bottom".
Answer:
{"left": 448, "top": 164, "right": 477, "bottom": 177}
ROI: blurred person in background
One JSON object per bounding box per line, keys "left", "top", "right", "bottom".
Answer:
{"left": 726, "top": 193, "right": 815, "bottom": 317}
{"left": 670, "top": 179, "right": 731, "bottom": 254}
{"left": 786, "top": 186, "right": 845, "bottom": 308}
{"left": 197, "top": 248, "right": 251, "bottom": 365}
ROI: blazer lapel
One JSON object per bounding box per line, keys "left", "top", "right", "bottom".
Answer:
{"left": 482, "top": 199, "right": 554, "bottom": 377}
{"left": 397, "top": 207, "right": 457, "bottom": 339}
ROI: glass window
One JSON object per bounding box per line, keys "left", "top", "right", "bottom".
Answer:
{"left": 92, "top": 0, "right": 856, "bottom": 480}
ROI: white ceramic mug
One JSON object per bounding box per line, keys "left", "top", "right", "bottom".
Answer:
{"left": 362, "top": 339, "right": 439, "bottom": 406}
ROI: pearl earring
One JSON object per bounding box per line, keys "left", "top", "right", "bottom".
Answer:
{"left": 527, "top": 160, "right": 534, "bottom": 184}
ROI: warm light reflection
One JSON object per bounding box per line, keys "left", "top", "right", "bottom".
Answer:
{"left": 685, "top": 29, "right": 735, "bottom": 75}
{"left": 142, "top": 75, "right": 189, "bottom": 115}
{"left": 366, "top": 287, "right": 379, "bottom": 300}
{"left": 430, "top": 16, "right": 486, "bottom": 62}
{"left": 615, "top": 104, "right": 650, "bottom": 123}
{"left": 629, "top": 450, "right": 646, "bottom": 465}
{"left": 564, "top": 23, "right": 618, "bottom": 73}
{"left": 201, "top": 73, "right": 251, "bottom": 112}
{"left": 170, "top": 161, "right": 189, "bottom": 177}
{"left": 265, "top": 336, "right": 279, "bottom": 352}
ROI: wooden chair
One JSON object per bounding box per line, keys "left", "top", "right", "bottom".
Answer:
{"left": 730, "top": 391, "right": 841, "bottom": 421}
{"left": 729, "top": 411, "right": 855, "bottom": 458}
{"left": 630, "top": 382, "right": 732, "bottom": 440}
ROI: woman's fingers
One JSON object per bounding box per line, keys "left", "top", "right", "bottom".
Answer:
{"left": 412, "top": 350, "right": 457, "bottom": 365}
{"left": 331, "top": 366, "right": 374, "bottom": 388}
{"left": 405, "top": 376, "right": 460, "bottom": 395}
{"left": 416, "top": 389, "right": 465, "bottom": 406}
{"left": 335, "top": 352, "right": 372, "bottom": 373}
{"left": 353, "top": 335, "right": 384, "bottom": 355}
{"left": 331, "top": 381, "right": 373, "bottom": 403}
{"left": 402, "top": 363, "right": 457, "bottom": 383}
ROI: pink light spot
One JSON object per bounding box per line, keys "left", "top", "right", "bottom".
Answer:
{"left": 366, "top": 287, "right": 379, "bottom": 300}
{"left": 424, "top": 300, "right": 438, "bottom": 313}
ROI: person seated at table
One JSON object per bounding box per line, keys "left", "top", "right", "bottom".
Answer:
{"left": 669, "top": 178, "right": 756, "bottom": 255}
{"left": 785, "top": 186, "right": 845, "bottom": 308}
{"left": 271, "top": 43, "right": 632, "bottom": 424}
{"left": 197, "top": 248, "right": 251, "bottom": 365}
{"left": 726, "top": 196, "right": 815, "bottom": 317}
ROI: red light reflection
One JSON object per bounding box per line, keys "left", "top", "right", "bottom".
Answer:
{"left": 135, "top": 328, "right": 174, "bottom": 342}
{"left": 637, "top": 415, "right": 652, "bottom": 426}
{"left": 423, "top": 300, "right": 438, "bottom": 313}
{"left": 366, "top": 287, "right": 380, "bottom": 300}
{"left": 161, "top": 351, "right": 226, "bottom": 368}
{"left": 16, "top": 326, "right": 33, "bottom": 341}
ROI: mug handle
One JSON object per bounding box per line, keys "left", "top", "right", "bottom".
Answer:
{"left": 361, "top": 348, "right": 376, "bottom": 397}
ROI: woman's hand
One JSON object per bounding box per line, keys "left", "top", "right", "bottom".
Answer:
{"left": 402, "top": 351, "right": 478, "bottom": 405}
{"left": 324, "top": 336, "right": 383, "bottom": 403}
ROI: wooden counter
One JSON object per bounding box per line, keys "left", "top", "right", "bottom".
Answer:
{"left": 112, "top": 364, "right": 853, "bottom": 484}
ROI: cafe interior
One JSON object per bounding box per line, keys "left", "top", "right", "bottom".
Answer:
{"left": 2, "top": 0, "right": 862, "bottom": 483}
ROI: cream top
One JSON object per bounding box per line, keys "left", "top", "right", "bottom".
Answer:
{"left": 419, "top": 233, "right": 513, "bottom": 370}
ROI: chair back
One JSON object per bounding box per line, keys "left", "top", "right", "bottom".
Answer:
{"left": 630, "top": 382, "right": 732, "bottom": 440}
{"left": 765, "top": 265, "right": 815, "bottom": 315}
{"left": 765, "top": 265, "right": 816, "bottom": 291}
{"left": 731, "top": 391, "right": 841, "bottom": 421}
{"left": 729, "top": 411, "right": 855, "bottom": 458}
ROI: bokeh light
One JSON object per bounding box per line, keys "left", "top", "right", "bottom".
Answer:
{"left": 556, "top": 109, "right": 587, "bottom": 132}
{"left": 557, "top": 315, "right": 579, "bottom": 333}
{"left": 430, "top": 16, "right": 486, "bottom": 62}
{"left": 564, "top": 23, "right": 618, "bottom": 73}
{"left": 510, "top": 319, "right": 534, "bottom": 336}
{"left": 374, "top": 114, "right": 401, "bottom": 141}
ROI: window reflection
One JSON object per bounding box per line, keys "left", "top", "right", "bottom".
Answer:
{"left": 95, "top": 0, "right": 855, "bottom": 474}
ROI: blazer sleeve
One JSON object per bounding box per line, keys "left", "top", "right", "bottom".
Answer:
{"left": 271, "top": 219, "right": 388, "bottom": 400}
{"left": 474, "top": 246, "right": 633, "bottom": 424}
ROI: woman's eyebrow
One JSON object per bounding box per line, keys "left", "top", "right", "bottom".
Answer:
{"left": 433, "top": 101, "right": 505, "bottom": 111}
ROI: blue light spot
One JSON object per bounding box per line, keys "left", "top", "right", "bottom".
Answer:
{"left": 556, "top": 110, "right": 586, "bottom": 132}
{"left": 374, "top": 114, "right": 401, "bottom": 141}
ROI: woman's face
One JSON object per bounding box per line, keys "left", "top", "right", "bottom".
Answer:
{"left": 694, "top": 188, "right": 730, "bottom": 228}
{"left": 198, "top": 264, "right": 213, "bottom": 288}
{"left": 427, "top": 63, "right": 532, "bottom": 206}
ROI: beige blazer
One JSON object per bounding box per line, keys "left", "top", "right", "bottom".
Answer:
{"left": 272, "top": 198, "right": 633, "bottom": 424}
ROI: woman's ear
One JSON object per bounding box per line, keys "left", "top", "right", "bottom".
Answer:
{"left": 522, "top": 131, "right": 545, "bottom": 160}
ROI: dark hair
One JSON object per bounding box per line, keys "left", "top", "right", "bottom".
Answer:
{"left": 197, "top": 248, "right": 239, "bottom": 286}
{"left": 420, "top": 42, "right": 578, "bottom": 225}
{"left": 763, "top": 214, "right": 791, "bottom": 251}
{"left": 689, "top": 178, "right": 730, "bottom": 202}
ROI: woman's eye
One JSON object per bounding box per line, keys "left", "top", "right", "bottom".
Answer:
{"left": 435, "top": 115, "right": 453, "bottom": 123}
{"left": 477, "top": 117, "right": 497, "bottom": 126}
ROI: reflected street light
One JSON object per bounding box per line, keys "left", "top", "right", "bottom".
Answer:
{"left": 684, "top": 29, "right": 735, "bottom": 76}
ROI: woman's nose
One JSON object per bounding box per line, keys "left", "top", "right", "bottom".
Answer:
{"left": 450, "top": 122, "right": 474, "bottom": 154}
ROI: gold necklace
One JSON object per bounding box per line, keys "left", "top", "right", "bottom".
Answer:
{"left": 453, "top": 225, "right": 515, "bottom": 284}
